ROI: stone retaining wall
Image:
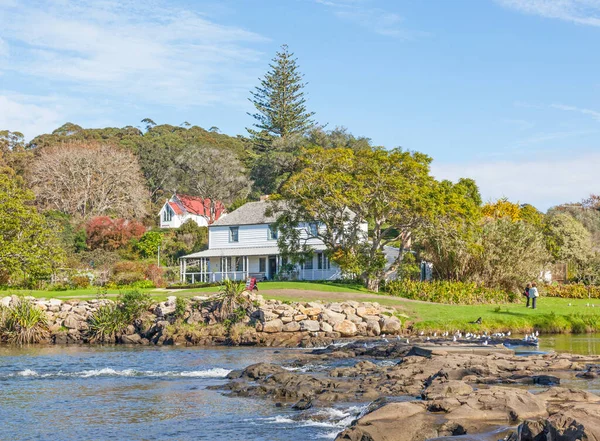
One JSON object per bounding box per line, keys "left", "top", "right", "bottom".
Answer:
{"left": 0, "top": 293, "right": 402, "bottom": 346}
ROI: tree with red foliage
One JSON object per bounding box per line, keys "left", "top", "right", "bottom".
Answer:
{"left": 86, "top": 216, "right": 145, "bottom": 251}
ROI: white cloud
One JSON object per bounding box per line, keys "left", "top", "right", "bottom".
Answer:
{"left": 0, "top": 0, "right": 268, "bottom": 108}
{"left": 432, "top": 152, "right": 600, "bottom": 211}
{"left": 496, "top": 0, "right": 600, "bottom": 26}
{"left": 552, "top": 103, "right": 600, "bottom": 122}
{"left": 0, "top": 93, "right": 66, "bottom": 138}
{"left": 315, "top": 0, "right": 428, "bottom": 38}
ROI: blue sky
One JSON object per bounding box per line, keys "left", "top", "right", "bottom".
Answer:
{"left": 1, "top": 0, "right": 600, "bottom": 210}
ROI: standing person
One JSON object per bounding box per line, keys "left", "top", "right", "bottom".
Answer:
{"left": 529, "top": 282, "right": 539, "bottom": 310}
{"left": 524, "top": 283, "right": 531, "bottom": 307}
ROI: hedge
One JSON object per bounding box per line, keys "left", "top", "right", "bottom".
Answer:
{"left": 543, "top": 283, "right": 600, "bottom": 299}
{"left": 384, "top": 280, "right": 518, "bottom": 305}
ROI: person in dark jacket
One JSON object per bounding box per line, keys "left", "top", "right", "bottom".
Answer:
{"left": 524, "top": 282, "right": 531, "bottom": 307}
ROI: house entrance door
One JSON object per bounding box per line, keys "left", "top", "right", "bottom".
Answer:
{"left": 268, "top": 256, "right": 277, "bottom": 280}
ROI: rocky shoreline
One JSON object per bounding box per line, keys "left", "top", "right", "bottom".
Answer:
{"left": 213, "top": 340, "right": 600, "bottom": 441}
{"left": 0, "top": 293, "right": 402, "bottom": 346}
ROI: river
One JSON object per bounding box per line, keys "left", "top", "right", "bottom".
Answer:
{"left": 2, "top": 335, "right": 600, "bottom": 441}
{"left": 0, "top": 345, "right": 365, "bottom": 440}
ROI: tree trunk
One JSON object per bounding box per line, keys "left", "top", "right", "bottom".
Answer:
{"left": 366, "top": 277, "right": 380, "bottom": 292}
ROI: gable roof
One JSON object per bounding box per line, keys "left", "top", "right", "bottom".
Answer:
{"left": 212, "top": 200, "right": 278, "bottom": 226}
{"left": 172, "top": 194, "right": 226, "bottom": 222}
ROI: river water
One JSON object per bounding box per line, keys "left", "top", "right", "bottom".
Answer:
{"left": 2, "top": 335, "right": 600, "bottom": 441}
{"left": 0, "top": 345, "right": 365, "bottom": 441}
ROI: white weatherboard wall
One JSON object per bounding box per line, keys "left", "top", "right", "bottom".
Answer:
{"left": 208, "top": 222, "right": 328, "bottom": 249}
{"left": 209, "top": 224, "right": 277, "bottom": 249}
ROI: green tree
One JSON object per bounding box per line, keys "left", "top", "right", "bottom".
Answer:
{"left": 134, "top": 231, "right": 164, "bottom": 258}
{"left": 274, "top": 147, "right": 464, "bottom": 291}
{"left": 247, "top": 44, "right": 315, "bottom": 151}
{"left": 0, "top": 167, "right": 64, "bottom": 285}
{"left": 544, "top": 212, "right": 592, "bottom": 264}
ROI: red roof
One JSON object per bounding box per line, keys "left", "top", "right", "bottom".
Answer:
{"left": 173, "top": 194, "right": 226, "bottom": 224}
{"left": 168, "top": 202, "right": 183, "bottom": 215}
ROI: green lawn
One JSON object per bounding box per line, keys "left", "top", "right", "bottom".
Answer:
{"left": 400, "top": 296, "right": 600, "bottom": 333}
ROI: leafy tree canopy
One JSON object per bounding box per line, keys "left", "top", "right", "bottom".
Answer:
{"left": 0, "top": 167, "right": 64, "bottom": 285}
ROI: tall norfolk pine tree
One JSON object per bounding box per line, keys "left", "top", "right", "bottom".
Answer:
{"left": 247, "top": 44, "right": 315, "bottom": 153}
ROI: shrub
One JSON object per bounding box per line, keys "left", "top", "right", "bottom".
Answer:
{"left": 112, "top": 272, "right": 146, "bottom": 286}
{"left": 384, "top": 280, "right": 515, "bottom": 305}
{"left": 1, "top": 298, "right": 49, "bottom": 344}
{"left": 216, "top": 280, "right": 250, "bottom": 321}
{"left": 130, "top": 280, "right": 155, "bottom": 289}
{"left": 119, "top": 290, "right": 152, "bottom": 322}
{"left": 86, "top": 216, "right": 145, "bottom": 251}
{"left": 87, "top": 304, "right": 127, "bottom": 342}
{"left": 70, "top": 275, "right": 91, "bottom": 288}
{"left": 175, "top": 297, "right": 187, "bottom": 320}
{"left": 543, "top": 283, "right": 600, "bottom": 299}
{"left": 145, "top": 263, "right": 165, "bottom": 288}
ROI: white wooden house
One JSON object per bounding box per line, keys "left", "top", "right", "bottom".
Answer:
{"left": 159, "top": 194, "right": 226, "bottom": 228}
{"left": 179, "top": 200, "right": 367, "bottom": 283}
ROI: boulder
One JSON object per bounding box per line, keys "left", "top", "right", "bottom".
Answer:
{"left": 63, "top": 315, "right": 82, "bottom": 329}
{"left": 282, "top": 322, "right": 301, "bottom": 332}
{"left": 365, "top": 319, "right": 381, "bottom": 336}
{"left": 262, "top": 319, "right": 284, "bottom": 333}
{"left": 356, "top": 306, "right": 380, "bottom": 318}
{"left": 299, "top": 320, "right": 321, "bottom": 332}
{"left": 320, "top": 322, "right": 333, "bottom": 333}
{"left": 1, "top": 296, "right": 11, "bottom": 307}
{"left": 121, "top": 333, "right": 142, "bottom": 344}
{"left": 321, "top": 309, "right": 346, "bottom": 325}
{"left": 380, "top": 316, "right": 402, "bottom": 334}
{"left": 345, "top": 314, "right": 363, "bottom": 325}
{"left": 333, "top": 320, "right": 358, "bottom": 337}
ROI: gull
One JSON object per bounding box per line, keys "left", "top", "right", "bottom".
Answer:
{"left": 507, "top": 331, "right": 511, "bottom": 337}
{"left": 433, "top": 332, "right": 437, "bottom": 337}
{"left": 453, "top": 336, "right": 457, "bottom": 342}
{"left": 419, "top": 331, "right": 424, "bottom": 336}
{"left": 483, "top": 340, "right": 488, "bottom": 346}
{"left": 426, "top": 336, "right": 430, "bottom": 341}
{"left": 396, "top": 335, "right": 401, "bottom": 340}
{"left": 383, "top": 338, "right": 389, "bottom": 343}
{"left": 406, "top": 339, "right": 410, "bottom": 344}
{"left": 568, "top": 303, "right": 572, "bottom": 307}
{"left": 535, "top": 331, "right": 539, "bottom": 337}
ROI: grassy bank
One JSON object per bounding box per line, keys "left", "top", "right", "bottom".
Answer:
{"left": 260, "top": 290, "right": 600, "bottom": 334}
{"left": 6, "top": 282, "right": 600, "bottom": 334}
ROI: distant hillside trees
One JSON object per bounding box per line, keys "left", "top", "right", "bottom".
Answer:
{"left": 29, "top": 142, "right": 149, "bottom": 219}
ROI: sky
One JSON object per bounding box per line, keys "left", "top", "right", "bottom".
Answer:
{"left": 1, "top": 0, "right": 600, "bottom": 211}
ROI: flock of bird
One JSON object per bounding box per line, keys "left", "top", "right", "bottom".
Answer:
{"left": 395, "top": 329, "right": 540, "bottom": 346}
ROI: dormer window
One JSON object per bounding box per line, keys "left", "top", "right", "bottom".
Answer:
{"left": 229, "top": 226, "right": 239, "bottom": 242}
{"left": 267, "top": 224, "right": 278, "bottom": 240}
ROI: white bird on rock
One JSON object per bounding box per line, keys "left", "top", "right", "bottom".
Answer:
{"left": 507, "top": 331, "right": 511, "bottom": 336}
{"left": 406, "top": 339, "right": 410, "bottom": 344}
{"left": 453, "top": 336, "right": 457, "bottom": 342}
{"left": 483, "top": 340, "right": 488, "bottom": 346}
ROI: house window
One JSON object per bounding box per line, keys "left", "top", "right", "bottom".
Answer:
{"left": 235, "top": 257, "right": 244, "bottom": 272}
{"left": 229, "top": 226, "right": 239, "bottom": 242}
{"left": 317, "top": 253, "right": 330, "bottom": 270}
{"left": 303, "top": 256, "right": 313, "bottom": 270}
{"left": 309, "top": 222, "right": 318, "bottom": 237}
{"left": 259, "top": 258, "right": 266, "bottom": 273}
{"left": 163, "top": 205, "right": 173, "bottom": 222}
{"left": 267, "top": 224, "right": 278, "bottom": 240}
